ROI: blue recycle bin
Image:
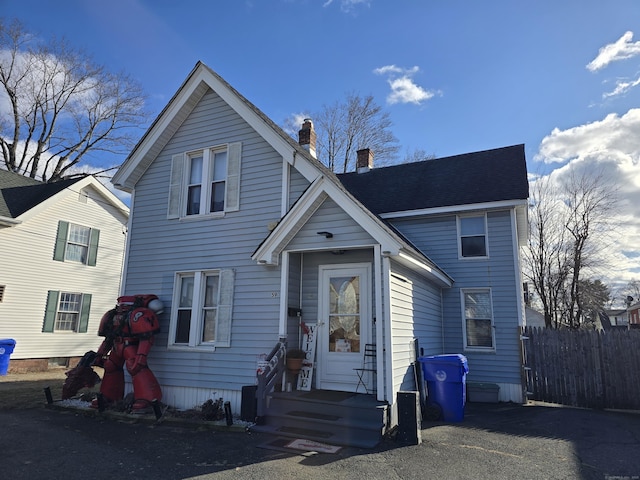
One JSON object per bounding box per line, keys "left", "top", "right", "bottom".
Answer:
{"left": 0, "top": 339, "right": 16, "bottom": 375}
{"left": 419, "top": 354, "right": 468, "bottom": 422}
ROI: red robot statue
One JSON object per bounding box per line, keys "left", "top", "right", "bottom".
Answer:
{"left": 91, "top": 294, "right": 163, "bottom": 413}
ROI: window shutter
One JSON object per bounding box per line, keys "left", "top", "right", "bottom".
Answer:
{"left": 43, "top": 290, "right": 59, "bottom": 333}
{"left": 225, "top": 143, "right": 241, "bottom": 212}
{"left": 53, "top": 221, "right": 69, "bottom": 261}
{"left": 168, "top": 153, "right": 185, "bottom": 219}
{"left": 87, "top": 229, "right": 100, "bottom": 266}
{"left": 78, "top": 293, "right": 92, "bottom": 333}
{"left": 216, "top": 269, "right": 235, "bottom": 347}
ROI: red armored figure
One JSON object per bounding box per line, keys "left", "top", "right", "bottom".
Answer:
{"left": 92, "top": 294, "right": 163, "bottom": 413}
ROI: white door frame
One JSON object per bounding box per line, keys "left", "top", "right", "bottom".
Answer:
{"left": 316, "top": 262, "right": 372, "bottom": 391}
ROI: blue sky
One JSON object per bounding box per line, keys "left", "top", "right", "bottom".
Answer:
{"left": 3, "top": 0, "right": 640, "bottom": 295}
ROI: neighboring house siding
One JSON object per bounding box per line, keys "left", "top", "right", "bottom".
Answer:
{"left": 286, "top": 198, "right": 375, "bottom": 251}
{"left": 0, "top": 185, "right": 127, "bottom": 360}
{"left": 123, "top": 88, "right": 286, "bottom": 394}
{"left": 389, "top": 261, "right": 443, "bottom": 393}
{"left": 391, "top": 209, "right": 522, "bottom": 387}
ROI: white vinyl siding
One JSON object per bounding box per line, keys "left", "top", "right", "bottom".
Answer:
{"left": 168, "top": 142, "right": 241, "bottom": 219}
{"left": 0, "top": 180, "right": 126, "bottom": 361}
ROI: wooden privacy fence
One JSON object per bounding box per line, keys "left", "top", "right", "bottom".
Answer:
{"left": 521, "top": 326, "right": 640, "bottom": 410}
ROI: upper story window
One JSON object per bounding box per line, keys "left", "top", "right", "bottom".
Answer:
{"left": 458, "top": 214, "right": 488, "bottom": 258}
{"left": 168, "top": 142, "right": 241, "bottom": 219}
{"left": 53, "top": 221, "right": 100, "bottom": 266}
{"left": 169, "top": 269, "right": 235, "bottom": 349}
{"left": 42, "top": 290, "right": 92, "bottom": 333}
{"left": 461, "top": 288, "right": 495, "bottom": 350}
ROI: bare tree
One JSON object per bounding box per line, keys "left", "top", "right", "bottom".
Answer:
{"left": 313, "top": 93, "right": 400, "bottom": 173}
{"left": 523, "top": 168, "right": 619, "bottom": 328}
{"left": 0, "top": 19, "right": 148, "bottom": 182}
{"left": 523, "top": 175, "right": 570, "bottom": 328}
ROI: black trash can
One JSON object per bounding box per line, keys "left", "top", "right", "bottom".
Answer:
{"left": 419, "top": 354, "right": 468, "bottom": 422}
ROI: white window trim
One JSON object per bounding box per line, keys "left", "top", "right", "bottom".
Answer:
{"left": 460, "top": 288, "right": 496, "bottom": 352}
{"left": 168, "top": 142, "right": 241, "bottom": 220}
{"left": 457, "top": 213, "right": 489, "bottom": 260}
{"left": 168, "top": 269, "right": 234, "bottom": 351}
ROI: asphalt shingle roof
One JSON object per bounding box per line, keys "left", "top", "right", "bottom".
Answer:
{"left": 337, "top": 144, "right": 529, "bottom": 215}
{"left": 0, "top": 169, "right": 82, "bottom": 218}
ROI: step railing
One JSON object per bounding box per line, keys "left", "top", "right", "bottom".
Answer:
{"left": 256, "top": 340, "right": 286, "bottom": 424}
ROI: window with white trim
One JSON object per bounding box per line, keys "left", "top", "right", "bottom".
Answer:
{"left": 42, "top": 291, "right": 92, "bottom": 333}
{"left": 168, "top": 142, "right": 241, "bottom": 219}
{"left": 53, "top": 221, "right": 100, "bottom": 266}
{"left": 458, "top": 214, "right": 488, "bottom": 258}
{"left": 170, "top": 269, "right": 235, "bottom": 349}
{"left": 461, "top": 289, "right": 495, "bottom": 350}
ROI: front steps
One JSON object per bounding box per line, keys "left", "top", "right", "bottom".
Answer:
{"left": 250, "top": 389, "right": 388, "bottom": 449}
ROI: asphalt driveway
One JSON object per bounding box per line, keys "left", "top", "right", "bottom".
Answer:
{"left": 1, "top": 400, "right": 639, "bottom": 479}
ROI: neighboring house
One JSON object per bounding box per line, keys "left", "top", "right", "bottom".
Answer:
{"left": 525, "top": 306, "right": 546, "bottom": 328}
{"left": 0, "top": 169, "right": 129, "bottom": 371}
{"left": 111, "top": 62, "right": 529, "bottom": 435}
{"left": 628, "top": 303, "right": 640, "bottom": 328}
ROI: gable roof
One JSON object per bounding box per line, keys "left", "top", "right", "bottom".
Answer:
{"left": 337, "top": 144, "right": 529, "bottom": 215}
{"left": 0, "top": 170, "right": 83, "bottom": 218}
{"left": 112, "top": 61, "right": 333, "bottom": 192}
{"left": 0, "top": 169, "right": 129, "bottom": 226}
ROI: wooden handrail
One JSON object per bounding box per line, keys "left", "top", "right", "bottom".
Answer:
{"left": 255, "top": 341, "right": 286, "bottom": 423}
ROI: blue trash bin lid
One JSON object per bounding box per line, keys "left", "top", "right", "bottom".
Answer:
{"left": 419, "top": 354, "right": 468, "bottom": 373}
{"left": 0, "top": 339, "right": 16, "bottom": 346}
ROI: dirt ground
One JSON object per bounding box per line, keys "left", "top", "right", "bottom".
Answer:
{"left": 0, "top": 367, "right": 103, "bottom": 409}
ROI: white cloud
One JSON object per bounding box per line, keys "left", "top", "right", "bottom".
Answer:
{"left": 373, "top": 64, "right": 438, "bottom": 106}
{"left": 387, "top": 77, "right": 434, "bottom": 105}
{"left": 323, "top": 0, "right": 370, "bottom": 13}
{"left": 587, "top": 31, "right": 640, "bottom": 72}
{"left": 534, "top": 108, "right": 640, "bottom": 287}
{"left": 602, "top": 74, "right": 640, "bottom": 99}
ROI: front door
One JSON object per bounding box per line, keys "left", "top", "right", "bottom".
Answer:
{"left": 317, "top": 263, "right": 371, "bottom": 391}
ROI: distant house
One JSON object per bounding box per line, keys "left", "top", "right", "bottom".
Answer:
{"left": 628, "top": 303, "right": 640, "bottom": 329}
{"left": 111, "top": 62, "right": 529, "bottom": 443}
{"left": 603, "top": 309, "right": 629, "bottom": 327}
{"left": 525, "top": 306, "right": 546, "bottom": 328}
{"left": 0, "top": 170, "right": 129, "bottom": 371}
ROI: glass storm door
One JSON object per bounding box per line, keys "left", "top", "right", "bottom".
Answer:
{"left": 317, "top": 264, "right": 370, "bottom": 391}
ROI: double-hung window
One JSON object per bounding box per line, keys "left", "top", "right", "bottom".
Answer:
{"left": 461, "top": 289, "right": 495, "bottom": 350}
{"left": 168, "top": 142, "right": 241, "bottom": 219}
{"left": 170, "top": 269, "right": 235, "bottom": 349}
{"left": 53, "top": 221, "right": 100, "bottom": 266}
{"left": 458, "top": 214, "right": 488, "bottom": 258}
{"left": 42, "top": 291, "right": 92, "bottom": 333}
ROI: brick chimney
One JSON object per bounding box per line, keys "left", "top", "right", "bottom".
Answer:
{"left": 298, "top": 118, "right": 317, "bottom": 158}
{"left": 357, "top": 148, "right": 374, "bottom": 173}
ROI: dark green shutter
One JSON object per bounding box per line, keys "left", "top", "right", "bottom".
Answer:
{"left": 42, "top": 290, "right": 59, "bottom": 332}
{"left": 53, "top": 221, "right": 69, "bottom": 261}
{"left": 78, "top": 293, "right": 92, "bottom": 333}
{"left": 87, "top": 229, "right": 100, "bottom": 266}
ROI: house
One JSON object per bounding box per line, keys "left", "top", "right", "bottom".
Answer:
{"left": 0, "top": 169, "right": 129, "bottom": 371}
{"left": 111, "top": 62, "right": 529, "bottom": 445}
{"left": 525, "top": 306, "right": 546, "bottom": 328}
{"left": 628, "top": 303, "right": 640, "bottom": 329}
